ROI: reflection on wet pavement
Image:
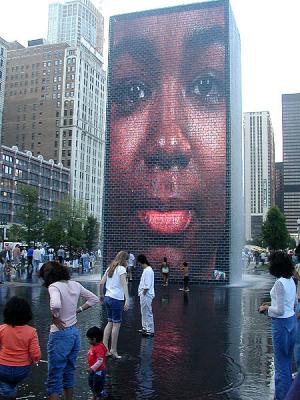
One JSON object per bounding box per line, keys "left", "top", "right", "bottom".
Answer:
{"left": 0, "top": 272, "right": 276, "bottom": 399}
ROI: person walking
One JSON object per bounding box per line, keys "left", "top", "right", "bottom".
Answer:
{"left": 57, "top": 246, "right": 65, "bottom": 265}
{"left": 160, "top": 257, "right": 170, "bottom": 286}
{"left": 12, "top": 244, "right": 21, "bottom": 265}
{"left": 81, "top": 250, "right": 90, "bottom": 274}
{"left": 32, "top": 246, "right": 42, "bottom": 275}
{"left": 137, "top": 254, "right": 155, "bottom": 337}
{"left": 27, "top": 246, "right": 34, "bottom": 278}
{"left": 99, "top": 251, "right": 129, "bottom": 359}
{"left": 0, "top": 296, "right": 41, "bottom": 399}
{"left": 48, "top": 247, "right": 54, "bottom": 262}
{"left": 0, "top": 245, "right": 12, "bottom": 283}
{"left": 179, "top": 262, "right": 190, "bottom": 292}
{"left": 258, "top": 251, "right": 297, "bottom": 400}
{"left": 40, "top": 261, "right": 99, "bottom": 400}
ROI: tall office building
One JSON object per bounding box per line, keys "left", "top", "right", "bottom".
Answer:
{"left": 275, "top": 162, "right": 284, "bottom": 213}
{"left": 244, "top": 111, "right": 275, "bottom": 240}
{"left": 47, "top": 0, "right": 104, "bottom": 56}
{"left": 0, "top": 38, "right": 8, "bottom": 144}
{"left": 2, "top": 41, "right": 106, "bottom": 218}
{"left": 282, "top": 93, "right": 300, "bottom": 235}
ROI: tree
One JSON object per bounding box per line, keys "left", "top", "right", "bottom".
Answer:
{"left": 261, "top": 206, "right": 289, "bottom": 250}
{"left": 52, "top": 197, "right": 87, "bottom": 251}
{"left": 287, "top": 235, "right": 296, "bottom": 250}
{"left": 44, "top": 220, "right": 65, "bottom": 249}
{"left": 84, "top": 215, "right": 99, "bottom": 251}
{"left": 16, "top": 185, "right": 45, "bottom": 245}
{"left": 7, "top": 224, "right": 26, "bottom": 242}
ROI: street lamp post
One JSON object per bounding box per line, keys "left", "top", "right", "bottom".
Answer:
{"left": 297, "top": 219, "right": 300, "bottom": 245}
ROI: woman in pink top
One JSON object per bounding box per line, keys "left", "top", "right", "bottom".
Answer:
{"left": 0, "top": 296, "right": 41, "bottom": 400}
{"left": 40, "top": 261, "right": 99, "bottom": 400}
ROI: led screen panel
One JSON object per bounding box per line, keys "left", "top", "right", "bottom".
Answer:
{"left": 104, "top": 0, "right": 242, "bottom": 283}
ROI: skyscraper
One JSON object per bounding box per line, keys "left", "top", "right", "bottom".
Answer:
{"left": 47, "top": 0, "right": 104, "bottom": 56}
{"left": 244, "top": 111, "right": 275, "bottom": 240}
{"left": 2, "top": 41, "right": 106, "bottom": 219}
{"left": 282, "top": 93, "right": 300, "bottom": 235}
{"left": 0, "top": 37, "right": 8, "bottom": 144}
{"left": 275, "top": 162, "right": 284, "bottom": 213}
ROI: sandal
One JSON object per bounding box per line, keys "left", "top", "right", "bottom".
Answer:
{"left": 111, "top": 352, "right": 122, "bottom": 359}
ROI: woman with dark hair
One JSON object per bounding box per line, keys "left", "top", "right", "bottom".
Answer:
{"left": 40, "top": 261, "right": 99, "bottom": 400}
{"left": 137, "top": 254, "right": 155, "bottom": 337}
{"left": 259, "top": 251, "right": 297, "bottom": 400}
{"left": 0, "top": 296, "right": 41, "bottom": 400}
{"left": 99, "top": 251, "right": 129, "bottom": 359}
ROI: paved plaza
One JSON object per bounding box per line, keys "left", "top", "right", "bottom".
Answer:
{"left": 0, "top": 271, "right": 277, "bottom": 399}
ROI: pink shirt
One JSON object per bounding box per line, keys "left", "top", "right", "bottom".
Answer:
{"left": 49, "top": 280, "right": 99, "bottom": 332}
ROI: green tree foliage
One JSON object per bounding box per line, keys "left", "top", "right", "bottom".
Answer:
{"left": 50, "top": 197, "right": 87, "bottom": 250}
{"left": 7, "top": 224, "right": 26, "bottom": 242}
{"left": 261, "top": 206, "right": 289, "bottom": 250}
{"left": 16, "top": 185, "right": 45, "bottom": 245}
{"left": 84, "top": 215, "right": 99, "bottom": 251}
{"left": 287, "top": 235, "right": 296, "bottom": 249}
{"left": 44, "top": 220, "right": 65, "bottom": 249}
{"left": 247, "top": 235, "right": 263, "bottom": 247}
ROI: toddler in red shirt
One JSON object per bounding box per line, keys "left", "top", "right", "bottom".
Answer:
{"left": 86, "top": 326, "right": 107, "bottom": 400}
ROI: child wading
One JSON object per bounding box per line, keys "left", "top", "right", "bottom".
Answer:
{"left": 0, "top": 296, "right": 41, "bottom": 399}
{"left": 179, "top": 262, "right": 190, "bottom": 292}
{"left": 87, "top": 326, "right": 107, "bottom": 400}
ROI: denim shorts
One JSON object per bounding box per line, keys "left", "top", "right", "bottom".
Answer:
{"left": 104, "top": 296, "right": 124, "bottom": 323}
{"left": 47, "top": 325, "right": 80, "bottom": 396}
{"left": 0, "top": 364, "right": 31, "bottom": 397}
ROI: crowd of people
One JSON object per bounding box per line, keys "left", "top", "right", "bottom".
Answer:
{"left": 0, "top": 243, "right": 101, "bottom": 283}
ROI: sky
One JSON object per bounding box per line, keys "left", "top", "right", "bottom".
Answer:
{"left": 1, "top": 0, "right": 300, "bottom": 162}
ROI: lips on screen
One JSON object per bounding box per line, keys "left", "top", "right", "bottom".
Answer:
{"left": 105, "top": 3, "right": 229, "bottom": 277}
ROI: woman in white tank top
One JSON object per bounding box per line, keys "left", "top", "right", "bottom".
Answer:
{"left": 259, "top": 251, "right": 297, "bottom": 400}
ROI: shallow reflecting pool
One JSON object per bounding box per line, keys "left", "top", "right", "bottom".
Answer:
{"left": 0, "top": 272, "right": 276, "bottom": 399}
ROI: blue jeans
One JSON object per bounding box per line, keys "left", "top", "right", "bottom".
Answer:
{"left": 294, "top": 302, "right": 300, "bottom": 370}
{"left": 33, "top": 259, "right": 40, "bottom": 273}
{"left": 0, "top": 364, "right": 31, "bottom": 397}
{"left": 88, "top": 370, "right": 106, "bottom": 396}
{"left": 104, "top": 296, "right": 124, "bottom": 323}
{"left": 47, "top": 325, "right": 80, "bottom": 396}
{"left": 272, "top": 315, "right": 296, "bottom": 400}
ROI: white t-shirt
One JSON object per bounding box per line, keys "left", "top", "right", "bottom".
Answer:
{"left": 33, "top": 249, "right": 41, "bottom": 261}
{"left": 105, "top": 265, "right": 127, "bottom": 300}
{"left": 268, "top": 277, "right": 296, "bottom": 318}
{"left": 138, "top": 266, "right": 155, "bottom": 297}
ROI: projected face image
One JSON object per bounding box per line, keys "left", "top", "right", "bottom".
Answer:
{"left": 106, "top": 5, "right": 227, "bottom": 279}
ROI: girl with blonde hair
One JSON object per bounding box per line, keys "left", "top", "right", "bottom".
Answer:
{"left": 99, "top": 251, "right": 129, "bottom": 359}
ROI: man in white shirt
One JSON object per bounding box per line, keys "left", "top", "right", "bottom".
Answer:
{"left": 33, "top": 246, "right": 42, "bottom": 274}
{"left": 137, "top": 254, "right": 155, "bottom": 337}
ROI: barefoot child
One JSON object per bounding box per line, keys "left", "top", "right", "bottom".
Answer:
{"left": 179, "top": 262, "right": 190, "bottom": 292}
{"left": 87, "top": 326, "right": 107, "bottom": 400}
{"left": 0, "top": 296, "right": 41, "bottom": 399}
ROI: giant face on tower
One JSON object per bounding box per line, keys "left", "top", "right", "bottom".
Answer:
{"left": 104, "top": 2, "right": 231, "bottom": 281}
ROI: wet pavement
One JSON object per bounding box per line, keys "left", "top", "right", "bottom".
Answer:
{"left": 0, "top": 271, "right": 277, "bottom": 399}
